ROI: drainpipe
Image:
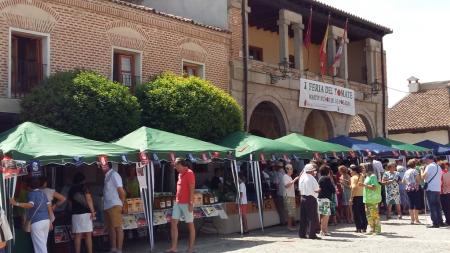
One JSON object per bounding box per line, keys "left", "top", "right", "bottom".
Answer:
{"left": 380, "top": 38, "right": 387, "bottom": 138}
{"left": 242, "top": 0, "right": 249, "bottom": 131}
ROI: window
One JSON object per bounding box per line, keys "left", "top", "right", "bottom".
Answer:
{"left": 249, "top": 46, "right": 263, "bottom": 61}
{"left": 182, "top": 60, "right": 204, "bottom": 78}
{"left": 10, "top": 33, "right": 48, "bottom": 98}
{"left": 112, "top": 48, "right": 141, "bottom": 92}
{"left": 289, "top": 55, "right": 295, "bottom": 68}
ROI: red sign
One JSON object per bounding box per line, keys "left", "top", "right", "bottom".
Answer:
{"left": 139, "top": 151, "right": 149, "bottom": 165}
{"left": 98, "top": 155, "right": 109, "bottom": 171}
{"left": 212, "top": 152, "right": 220, "bottom": 158}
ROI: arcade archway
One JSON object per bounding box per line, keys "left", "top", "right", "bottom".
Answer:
{"left": 349, "top": 114, "right": 374, "bottom": 140}
{"left": 249, "top": 101, "right": 286, "bottom": 139}
{"left": 303, "top": 110, "right": 334, "bottom": 140}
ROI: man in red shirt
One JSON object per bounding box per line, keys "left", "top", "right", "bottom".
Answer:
{"left": 166, "top": 158, "right": 196, "bottom": 253}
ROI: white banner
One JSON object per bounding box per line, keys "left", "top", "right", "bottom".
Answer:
{"left": 299, "top": 78, "right": 356, "bottom": 116}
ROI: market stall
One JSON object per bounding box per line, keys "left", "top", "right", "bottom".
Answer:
{"left": 277, "top": 133, "right": 351, "bottom": 157}
{"left": 217, "top": 131, "right": 311, "bottom": 231}
{"left": 415, "top": 140, "right": 450, "bottom": 156}
{"left": 327, "top": 135, "right": 399, "bottom": 158}
{"left": 371, "top": 137, "right": 432, "bottom": 157}
{"left": 113, "top": 126, "right": 239, "bottom": 250}
{"left": 0, "top": 122, "right": 140, "bottom": 253}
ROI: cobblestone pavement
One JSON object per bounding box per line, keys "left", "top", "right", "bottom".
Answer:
{"left": 124, "top": 215, "right": 450, "bottom": 253}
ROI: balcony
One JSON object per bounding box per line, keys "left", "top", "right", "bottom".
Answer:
{"left": 11, "top": 60, "right": 47, "bottom": 98}
{"left": 115, "top": 74, "right": 140, "bottom": 93}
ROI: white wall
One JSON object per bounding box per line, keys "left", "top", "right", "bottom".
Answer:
{"left": 144, "top": 0, "right": 228, "bottom": 29}
{"left": 388, "top": 130, "right": 449, "bottom": 145}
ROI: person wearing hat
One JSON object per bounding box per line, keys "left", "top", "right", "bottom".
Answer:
{"left": 68, "top": 172, "right": 96, "bottom": 253}
{"left": 298, "top": 163, "right": 321, "bottom": 239}
{"left": 420, "top": 154, "right": 443, "bottom": 228}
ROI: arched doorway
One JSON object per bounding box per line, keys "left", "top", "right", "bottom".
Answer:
{"left": 249, "top": 101, "right": 286, "bottom": 139}
{"left": 303, "top": 110, "right": 334, "bottom": 140}
{"left": 349, "top": 114, "right": 374, "bottom": 140}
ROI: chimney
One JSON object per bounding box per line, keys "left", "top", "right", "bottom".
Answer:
{"left": 407, "top": 76, "right": 420, "bottom": 93}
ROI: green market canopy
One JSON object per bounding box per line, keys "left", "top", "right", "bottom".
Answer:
{"left": 371, "top": 137, "right": 431, "bottom": 156}
{"left": 217, "top": 131, "right": 310, "bottom": 159}
{"left": 114, "top": 126, "right": 233, "bottom": 160}
{"left": 277, "top": 133, "right": 351, "bottom": 155}
{"left": 0, "top": 122, "right": 139, "bottom": 164}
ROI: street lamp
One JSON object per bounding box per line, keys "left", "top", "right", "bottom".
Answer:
{"left": 270, "top": 57, "right": 292, "bottom": 84}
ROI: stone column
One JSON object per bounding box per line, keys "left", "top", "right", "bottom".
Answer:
{"left": 292, "top": 23, "right": 304, "bottom": 72}
{"left": 365, "top": 38, "right": 381, "bottom": 85}
{"left": 277, "top": 18, "right": 290, "bottom": 63}
{"left": 340, "top": 37, "right": 349, "bottom": 85}
{"left": 327, "top": 32, "right": 336, "bottom": 76}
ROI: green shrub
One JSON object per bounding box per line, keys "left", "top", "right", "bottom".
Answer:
{"left": 21, "top": 70, "right": 141, "bottom": 141}
{"left": 136, "top": 73, "right": 243, "bottom": 141}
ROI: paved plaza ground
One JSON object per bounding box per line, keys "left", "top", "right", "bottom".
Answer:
{"left": 124, "top": 215, "right": 450, "bottom": 253}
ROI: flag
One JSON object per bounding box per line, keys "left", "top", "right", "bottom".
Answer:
{"left": 319, "top": 20, "right": 330, "bottom": 75}
{"left": 330, "top": 19, "right": 348, "bottom": 71}
{"left": 304, "top": 8, "right": 312, "bottom": 49}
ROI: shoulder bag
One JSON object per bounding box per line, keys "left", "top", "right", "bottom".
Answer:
{"left": 423, "top": 165, "right": 439, "bottom": 191}
{"left": 23, "top": 191, "right": 45, "bottom": 233}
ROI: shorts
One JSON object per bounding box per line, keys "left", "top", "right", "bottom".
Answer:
{"left": 172, "top": 203, "right": 194, "bottom": 223}
{"left": 283, "top": 196, "right": 296, "bottom": 218}
{"left": 407, "top": 190, "right": 421, "bottom": 210}
{"left": 72, "top": 213, "right": 93, "bottom": 233}
{"left": 104, "top": 205, "right": 123, "bottom": 229}
{"left": 239, "top": 204, "right": 248, "bottom": 215}
{"left": 318, "top": 198, "right": 331, "bottom": 216}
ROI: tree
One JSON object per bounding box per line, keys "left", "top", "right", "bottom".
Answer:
{"left": 21, "top": 70, "right": 141, "bottom": 141}
{"left": 136, "top": 73, "right": 243, "bottom": 141}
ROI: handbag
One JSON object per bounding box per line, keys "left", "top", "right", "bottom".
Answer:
{"left": 23, "top": 192, "right": 45, "bottom": 233}
{"left": 423, "top": 165, "right": 439, "bottom": 191}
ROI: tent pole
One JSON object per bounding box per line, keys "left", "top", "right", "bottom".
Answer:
{"left": 231, "top": 160, "right": 243, "bottom": 235}
{"left": 255, "top": 162, "right": 264, "bottom": 231}
{"left": 148, "top": 162, "right": 155, "bottom": 250}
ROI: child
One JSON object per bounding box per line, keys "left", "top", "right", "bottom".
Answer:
{"left": 362, "top": 163, "right": 382, "bottom": 235}
{"left": 238, "top": 172, "right": 249, "bottom": 234}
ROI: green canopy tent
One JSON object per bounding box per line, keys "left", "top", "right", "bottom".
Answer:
{"left": 0, "top": 122, "right": 140, "bottom": 253}
{"left": 371, "top": 137, "right": 431, "bottom": 156}
{"left": 217, "top": 131, "right": 311, "bottom": 159}
{"left": 114, "top": 126, "right": 232, "bottom": 158}
{"left": 276, "top": 133, "right": 351, "bottom": 157}
{"left": 114, "top": 127, "right": 243, "bottom": 243}
{"left": 217, "top": 131, "right": 311, "bottom": 231}
{"left": 0, "top": 122, "right": 139, "bottom": 164}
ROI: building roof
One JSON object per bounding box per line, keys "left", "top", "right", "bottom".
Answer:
{"left": 110, "top": 0, "right": 227, "bottom": 32}
{"left": 388, "top": 86, "right": 450, "bottom": 133}
{"left": 307, "top": 0, "right": 392, "bottom": 34}
{"left": 350, "top": 85, "right": 450, "bottom": 135}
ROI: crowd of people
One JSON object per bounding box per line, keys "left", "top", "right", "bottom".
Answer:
{"left": 9, "top": 162, "right": 126, "bottom": 253}
{"left": 290, "top": 154, "right": 449, "bottom": 239}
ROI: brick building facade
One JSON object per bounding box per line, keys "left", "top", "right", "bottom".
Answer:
{"left": 0, "top": 0, "right": 231, "bottom": 131}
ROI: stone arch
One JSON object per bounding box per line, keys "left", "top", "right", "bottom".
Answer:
{"left": 348, "top": 113, "right": 375, "bottom": 140}
{"left": 0, "top": 0, "right": 59, "bottom": 33}
{"left": 303, "top": 110, "right": 335, "bottom": 140}
{"left": 105, "top": 21, "right": 147, "bottom": 50}
{"left": 248, "top": 95, "right": 288, "bottom": 139}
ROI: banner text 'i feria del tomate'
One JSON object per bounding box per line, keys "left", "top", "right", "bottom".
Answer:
{"left": 299, "top": 78, "right": 356, "bottom": 116}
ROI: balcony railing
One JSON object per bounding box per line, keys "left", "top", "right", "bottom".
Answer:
{"left": 115, "top": 74, "right": 140, "bottom": 93}
{"left": 11, "top": 60, "right": 47, "bottom": 98}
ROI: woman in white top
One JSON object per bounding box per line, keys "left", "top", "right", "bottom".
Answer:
{"left": 41, "top": 179, "right": 66, "bottom": 222}
{"left": 238, "top": 172, "right": 249, "bottom": 234}
{"left": 283, "top": 164, "right": 299, "bottom": 231}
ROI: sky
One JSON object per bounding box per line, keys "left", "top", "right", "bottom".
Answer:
{"left": 319, "top": 0, "right": 450, "bottom": 107}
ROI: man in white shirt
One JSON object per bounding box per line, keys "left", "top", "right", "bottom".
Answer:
{"left": 103, "top": 162, "right": 126, "bottom": 253}
{"left": 421, "top": 155, "right": 443, "bottom": 228}
{"left": 298, "top": 163, "right": 321, "bottom": 239}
